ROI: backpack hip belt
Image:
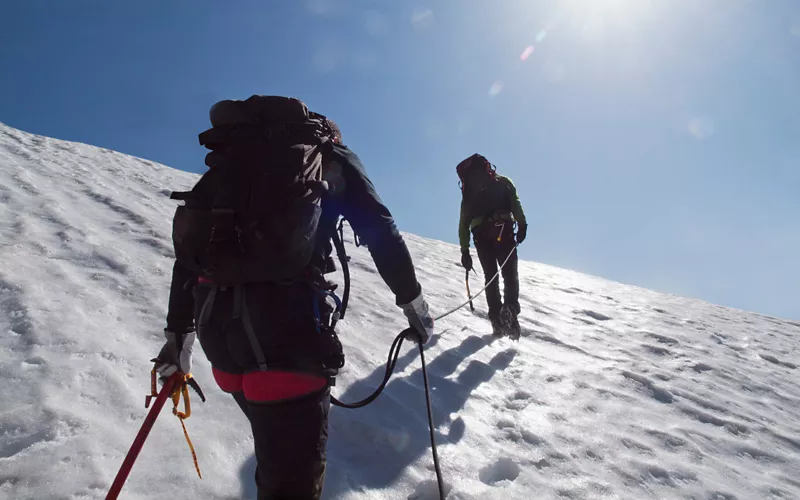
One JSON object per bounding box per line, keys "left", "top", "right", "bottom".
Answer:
{"left": 486, "top": 211, "right": 513, "bottom": 223}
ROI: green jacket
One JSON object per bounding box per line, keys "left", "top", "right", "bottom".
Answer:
{"left": 458, "top": 175, "right": 526, "bottom": 251}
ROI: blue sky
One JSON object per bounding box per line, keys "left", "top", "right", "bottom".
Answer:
{"left": 2, "top": 0, "right": 799, "bottom": 319}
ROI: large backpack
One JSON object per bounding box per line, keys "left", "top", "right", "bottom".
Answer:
{"left": 456, "top": 153, "right": 511, "bottom": 220}
{"left": 170, "top": 96, "right": 335, "bottom": 286}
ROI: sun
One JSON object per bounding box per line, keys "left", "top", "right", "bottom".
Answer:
{"left": 561, "top": 0, "right": 657, "bottom": 30}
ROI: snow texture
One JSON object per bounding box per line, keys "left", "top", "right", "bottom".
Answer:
{"left": 1, "top": 122, "right": 799, "bottom": 499}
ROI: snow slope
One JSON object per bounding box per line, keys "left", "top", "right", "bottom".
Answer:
{"left": 1, "top": 122, "right": 799, "bottom": 500}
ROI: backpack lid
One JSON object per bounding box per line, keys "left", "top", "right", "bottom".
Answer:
{"left": 456, "top": 154, "right": 492, "bottom": 178}
{"left": 209, "top": 95, "right": 310, "bottom": 127}
{"left": 456, "top": 154, "right": 496, "bottom": 191}
{"left": 199, "top": 96, "right": 328, "bottom": 152}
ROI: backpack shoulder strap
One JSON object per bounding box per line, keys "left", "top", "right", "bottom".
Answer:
{"left": 170, "top": 191, "right": 193, "bottom": 201}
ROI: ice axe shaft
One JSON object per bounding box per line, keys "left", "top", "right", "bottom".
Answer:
{"left": 106, "top": 372, "right": 182, "bottom": 500}
{"left": 465, "top": 270, "right": 475, "bottom": 312}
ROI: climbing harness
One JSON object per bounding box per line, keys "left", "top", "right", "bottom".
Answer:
{"left": 106, "top": 370, "right": 206, "bottom": 500}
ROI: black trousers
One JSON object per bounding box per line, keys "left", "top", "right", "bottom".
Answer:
{"left": 473, "top": 220, "right": 520, "bottom": 321}
{"left": 195, "top": 282, "right": 331, "bottom": 500}
{"left": 232, "top": 389, "right": 330, "bottom": 500}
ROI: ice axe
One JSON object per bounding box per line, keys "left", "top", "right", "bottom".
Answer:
{"left": 465, "top": 269, "right": 475, "bottom": 312}
{"left": 106, "top": 370, "right": 205, "bottom": 500}
{"left": 106, "top": 372, "right": 182, "bottom": 500}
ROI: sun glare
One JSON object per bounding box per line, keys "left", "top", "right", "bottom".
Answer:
{"left": 562, "top": 0, "right": 655, "bottom": 33}
{"left": 565, "top": 0, "right": 641, "bottom": 16}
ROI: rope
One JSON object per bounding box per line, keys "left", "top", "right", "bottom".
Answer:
{"left": 331, "top": 333, "right": 444, "bottom": 499}
{"left": 171, "top": 379, "right": 202, "bottom": 479}
{"left": 331, "top": 331, "right": 405, "bottom": 408}
{"left": 434, "top": 244, "right": 517, "bottom": 322}
{"left": 332, "top": 244, "right": 518, "bottom": 408}
{"left": 177, "top": 416, "right": 202, "bottom": 479}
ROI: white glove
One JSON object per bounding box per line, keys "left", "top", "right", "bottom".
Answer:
{"left": 153, "top": 329, "right": 196, "bottom": 377}
{"left": 400, "top": 292, "right": 434, "bottom": 344}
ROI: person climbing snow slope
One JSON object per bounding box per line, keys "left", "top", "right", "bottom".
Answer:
{"left": 153, "top": 95, "right": 434, "bottom": 499}
{"left": 457, "top": 153, "right": 527, "bottom": 338}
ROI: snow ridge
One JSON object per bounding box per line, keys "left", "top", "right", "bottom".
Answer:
{"left": 1, "top": 122, "right": 799, "bottom": 499}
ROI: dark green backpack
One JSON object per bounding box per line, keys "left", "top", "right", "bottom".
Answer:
{"left": 170, "top": 96, "right": 335, "bottom": 285}
{"left": 456, "top": 153, "right": 511, "bottom": 220}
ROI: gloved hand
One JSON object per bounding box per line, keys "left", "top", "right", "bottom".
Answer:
{"left": 516, "top": 223, "right": 527, "bottom": 245}
{"left": 400, "top": 292, "right": 434, "bottom": 344}
{"left": 461, "top": 249, "right": 473, "bottom": 271}
{"left": 152, "top": 329, "right": 196, "bottom": 377}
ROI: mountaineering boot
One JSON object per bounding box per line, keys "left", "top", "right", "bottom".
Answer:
{"left": 491, "top": 320, "right": 506, "bottom": 337}
{"left": 499, "top": 305, "right": 520, "bottom": 340}
{"left": 507, "top": 310, "right": 521, "bottom": 340}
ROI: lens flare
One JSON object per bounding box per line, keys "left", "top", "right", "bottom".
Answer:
{"left": 489, "top": 81, "right": 505, "bottom": 97}
{"left": 520, "top": 46, "right": 535, "bottom": 61}
{"left": 688, "top": 116, "right": 715, "bottom": 140}
{"left": 388, "top": 430, "right": 410, "bottom": 451}
{"left": 411, "top": 8, "right": 434, "bottom": 30}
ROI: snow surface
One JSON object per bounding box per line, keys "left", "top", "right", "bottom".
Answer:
{"left": 1, "top": 122, "right": 799, "bottom": 500}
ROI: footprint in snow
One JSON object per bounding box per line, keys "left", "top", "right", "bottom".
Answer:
{"left": 706, "top": 492, "right": 738, "bottom": 500}
{"left": 532, "top": 331, "right": 607, "bottom": 360}
{"left": 576, "top": 309, "right": 612, "bottom": 321}
{"left": 406, "top": 479, "right": 453, "bottom": 500}
{"left": 620, "top": 436, "right": 655, "bottom": 456}
{"left": 495, "top": 413, "right": 545, "bottom": 446}
{"left": 640, "top": 343, "right": 674, "bottom": 357}
{"left": 645, "top": 332, "right": 680, "bottom": 346}
{"left": 679, "top": 405, "right": 750, "bottom": 436}
{"left": 759, "top": 353, "right": 797, "bottom": 369}
{"left": 621, "top": 371, "right": 674, "bottom": 404}
{"left": 479, "top": 457, "right": 520, "bottom": 485}
{"left": 644, "top": 429, "right": 689, "bottom": 451}
{"left": 585, "top": 449, "right": 603, "bottom": 461}
{"left": 504, "top": 389, "right": 536, "bottom": 411}
{"left": 407, "top": 479, "right": 453, "bottom": 499}
{"left": 692, "top": 363, "right": 713, "bottom": 373}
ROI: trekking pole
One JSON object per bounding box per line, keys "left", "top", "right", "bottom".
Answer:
{"left": 417, "top": 336, "right": 445, "bottom": 500}
{"left": 465, "top": 270, "right": 475, "bottom": 312}
{"left": 106, "top": 372, "right": 182, "bottom": 500}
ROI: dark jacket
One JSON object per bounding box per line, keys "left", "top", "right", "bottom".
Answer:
{"left": 458, "top": 175, "right": 526, "bottom": 251}
{"left": 165, "top": 143, "right": 421, "bottom": 335}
